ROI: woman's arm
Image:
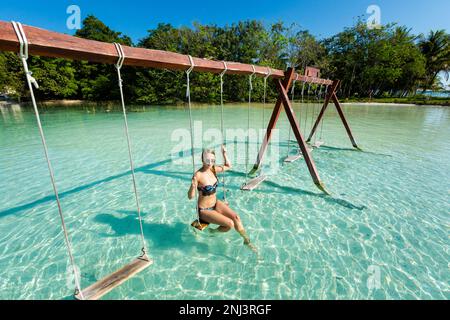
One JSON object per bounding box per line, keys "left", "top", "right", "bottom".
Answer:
{"left": 221, "top": 144, "right": 232, "bottom": 171}
{"left": 188, "top": 174, "right": 198, "bottom": 200}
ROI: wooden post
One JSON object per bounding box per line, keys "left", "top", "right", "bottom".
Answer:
{"left": 250, "top": 68, "right": 329, "bottom": 194}
{"left": 332, "top": 89, "right": 360, "bottom": 149}
{"left": 306, "top": 80, "right": 359, "bottom": 149}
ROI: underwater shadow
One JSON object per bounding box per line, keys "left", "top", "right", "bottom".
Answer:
{"left": 94, "top": 210, "right": 239, "bottom": 263}
{"left": 94, "top": 212, "right": 208, "bottom": 253}
{"left": 225, "top": 170, "right": 366, "bottom": 211}
{"left": 320, "top": 145, "right": 393, "bottom": 157}
{"left": 0, "top": 146, "right": 210, "bottom": 219}
{"left": 94, "top": 210, "right": 238, "bottom": 263}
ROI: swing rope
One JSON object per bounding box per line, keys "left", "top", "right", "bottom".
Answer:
{"left": 114, "top": 43, "right": 148, "bottom": 257}
{"left": 286, "top": 73, "right": 298, "bottom": 157}
{"left": 313, "top": 84, "right": 323, "bottom": 144}
{"left": 304, "top": 83, "right": 311, "bottom": 135}
{"left": 262, "top": 67, "right": 272, "bottom": 130}
{"left": 310, "top": 83, "right": 319, "bottom": 144}
{"left": 301, "top": 79, "right": 306, "bottom": 129}
{"left": 245, "top": 65, "right": 256, "bottom": 182}
{"left": 185, "top": 55, "right": 199, "bottom": 223}
{"left": 319, "top": 84, "right": 329, "bottom": 141}
{"left": 11, "top": 21, "right": 84, "bottom": 299}
{"left": 219, "top": 61, "right": 228, "bottom": 201}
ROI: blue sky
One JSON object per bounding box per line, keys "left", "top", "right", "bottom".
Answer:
{"left": 1, "top": 0, "right": 448, "bottom": 41}
{"left": 1, "top": 0, "right": 449, "bottom": 86}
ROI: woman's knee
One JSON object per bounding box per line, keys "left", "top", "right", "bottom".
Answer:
{"left": 224, "top": 219, "right": 234, "bottom": 230}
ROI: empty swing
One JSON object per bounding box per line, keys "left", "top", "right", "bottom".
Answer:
{"left": 307, "top": 83, "right": 319, "bottom": 148}
{"left": 12, "top": 22, "right": 152, "bottom": 300}
{"left": 73, "top": 43, "right": 153, "bottom": 300}
{"left": 311, "top": 84, "right": 325, "bottom": 148}
{"left": 241, "top": 66, "right": 268, "bottom": 191}
{"left": 315, "top": 84, "right": 329, "bottom": 149}
{"left": 302, "top": 81, "right": 314, "bottom": 153}
{"left": 284, "top": 74, "right": 303, "bottom": 163}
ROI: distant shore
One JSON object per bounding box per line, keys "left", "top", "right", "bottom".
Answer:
{"left": 1, "top": 98, "right": 448, "bottom": 108}
{"left": 341, "top": 97, "right": 449, "bottom": 107}
{"left": 341, "top": 102, "right": 418, "bottom": 107}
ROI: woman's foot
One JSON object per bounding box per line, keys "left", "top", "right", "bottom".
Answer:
{"left": 243, "top": 236, "right": 258, "bottom": 253}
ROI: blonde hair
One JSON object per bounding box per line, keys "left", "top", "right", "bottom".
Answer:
{"left": 201, "top": 149, "right": 217, "bottom": 177}
{"left": 201, "top": 149, "right": 216, "bottom": 162}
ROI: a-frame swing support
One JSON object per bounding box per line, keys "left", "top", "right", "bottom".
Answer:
{"left": 0, "top": 20, "right": 358, "bottom": 194}
{"left": 249, "top": 68, "right": 359, "bottom": 194}
{"left": 306, "top": 79, "right": 360, "bottom": 149}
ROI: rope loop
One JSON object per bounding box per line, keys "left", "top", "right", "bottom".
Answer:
{"left": 186, "top": 55, "right": 195, "bottom": 75}
{"left": 263, "top": 67, "right": 272, "bottom": 97}
{"left": 249, "top": 65, "right": 256, "bottom": 91}
{"left": 264, "top": 67, "right": 272, "bottom": 80}
{"left": 11, "top": 21, "right": 28, "bottom": 59}
{"left": 186, "top": 55, "right": 195, "bottom": 99}
{"left": 114, "top": 42, "right": 125, "bottom": 70}
{"left": 220, "top": 61, "right": 228, "bottom": 78}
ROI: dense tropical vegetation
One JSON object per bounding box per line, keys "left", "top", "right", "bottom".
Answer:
{"left": 0, "top": 15, "right": 449, "bottom": 104}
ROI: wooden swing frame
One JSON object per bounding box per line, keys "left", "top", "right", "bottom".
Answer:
{"left": 0, "top": 20, "right": 362, "bottom": 298}
{"left": 0, "top": 20, "right": 358, "bottom": 194}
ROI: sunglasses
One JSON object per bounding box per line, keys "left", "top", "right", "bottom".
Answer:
{"left": 203, "top": 157, "right": 216, "bottom": 164}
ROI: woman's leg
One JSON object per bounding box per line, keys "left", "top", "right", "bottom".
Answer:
{"left": 215, "top": 201, "right": 255, "bottom": 249}
{"left": 199, "top": 209, "right": 234, "bottom": 232}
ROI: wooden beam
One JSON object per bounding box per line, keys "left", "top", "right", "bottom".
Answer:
{"left": 0, "top": 20, "right": 333, "bottom": 84}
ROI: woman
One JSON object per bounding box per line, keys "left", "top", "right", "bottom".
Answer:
{"left": 188, "top": 146, "right": 256, "bottom": 251}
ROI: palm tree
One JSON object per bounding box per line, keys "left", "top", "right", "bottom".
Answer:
{"left": 419, "top": 30, "right": 450, "bottom": 91}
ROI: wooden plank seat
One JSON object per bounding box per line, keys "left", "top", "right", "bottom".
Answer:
{"left": 284, "top": 153, "right": 303, "bottom": 163}
{"left": 74, "top": 255, "right": 153, "bottom": 300}
{"left": 241, "top": 175, "right": 267, "bottom": 191}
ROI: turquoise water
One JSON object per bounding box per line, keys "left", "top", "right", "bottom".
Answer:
{"left": 0, "top": 102, "right": 449, "bottom": 300}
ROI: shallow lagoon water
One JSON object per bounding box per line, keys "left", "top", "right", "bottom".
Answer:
{"left": 0, "top": 102, "right": 449, "bottom": 299}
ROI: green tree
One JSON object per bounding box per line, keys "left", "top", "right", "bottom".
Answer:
{"left": 324, "top": 21, "right": 425, "bottom": 98}
{"left": 74, "top": 15, "right": 133, "bottom": 101}
{"left": 30, "top": 57, "right": 78, "bottom": 99}
{"left": 418, "top": 30, "right": 450, "bottom": 91}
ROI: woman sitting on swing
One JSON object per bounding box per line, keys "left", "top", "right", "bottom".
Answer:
{"left": 188, "top": 145, "right": 256, "bottom": 251}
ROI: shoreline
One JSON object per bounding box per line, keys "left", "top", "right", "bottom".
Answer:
{"left": 341, "top": 102, "right": 448, "bottom": 107}
{"left": 1, "top": 99, "right": 448, "bottom": 108}
{"left": 341, "top": 102, "right": 417, "bottom": 107}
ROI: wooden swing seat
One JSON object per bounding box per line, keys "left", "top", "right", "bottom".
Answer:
{"left": 312, "top": 141, "right": 324, "bottom": 148}
{"left": 74, "top": 255, "right": 153, "bottom": 300}
{"left": 284, "top": 153, "right": 303, "bottom": 163}
{"left": 191, "top": 219, "right": 210, "bottom": 231}
{"left": 241, "top": 174, "right": 267, "bottom": 191}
